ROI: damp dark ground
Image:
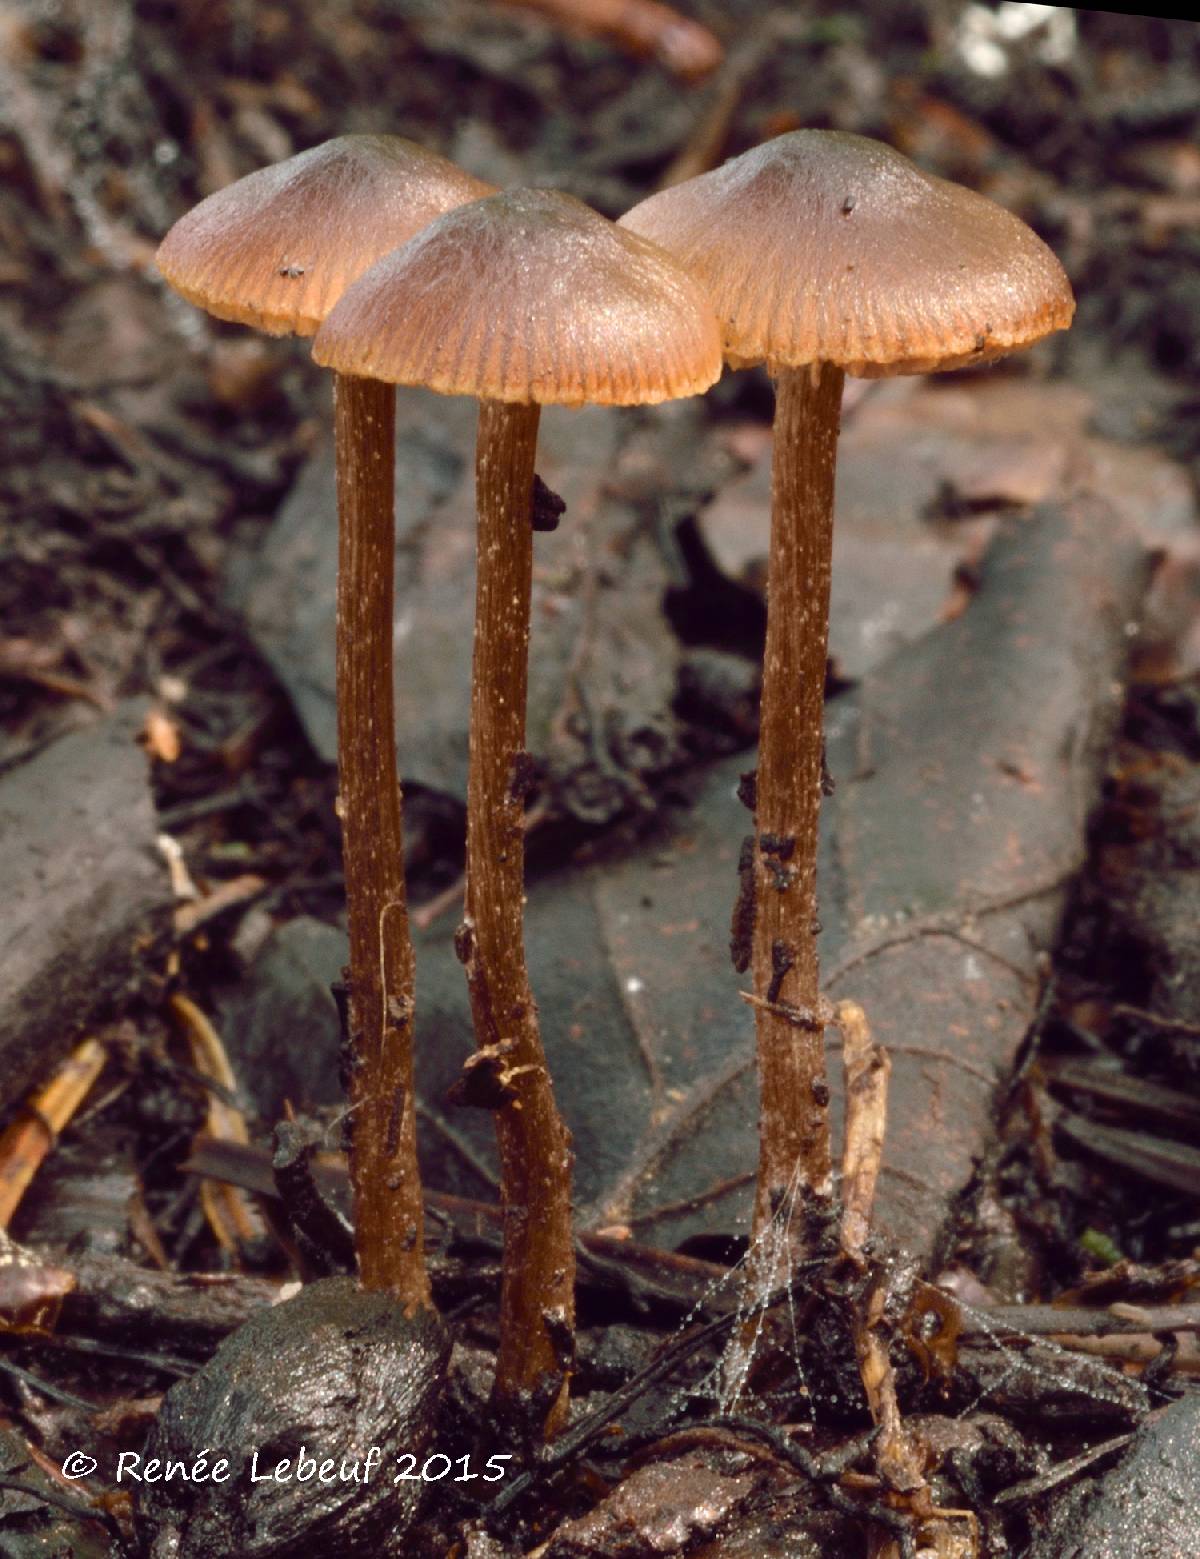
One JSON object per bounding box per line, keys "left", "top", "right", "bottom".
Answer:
{"left": 3, "top": 4, "right": 1200, "bottom": 1557}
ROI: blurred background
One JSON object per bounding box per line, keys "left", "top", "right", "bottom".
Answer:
{"left": 2, "top": 2, "right": 1198, "bottom": 756}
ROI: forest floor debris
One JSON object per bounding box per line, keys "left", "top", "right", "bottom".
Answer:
{"left": 2, "top": 4, "right": 1199, "bottom": 1556}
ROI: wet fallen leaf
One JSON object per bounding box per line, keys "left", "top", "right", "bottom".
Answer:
{"left": 412, "top": 495, "right": 1152, "bottom": 1257}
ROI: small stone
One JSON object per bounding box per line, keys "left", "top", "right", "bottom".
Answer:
{"left": 135, "top": 1277, "right": 449, "bottom": 1559}
{"left": 1052, "top": 1393, "right": 1200, "bottom": 1558}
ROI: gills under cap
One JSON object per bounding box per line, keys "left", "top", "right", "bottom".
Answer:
{"left": 620, "top": 130, "right": 1075, "bottom": 377}
{"left": 156, "top": 135, "right": 495, "bottom": 337}
{"left": 312, "top": 188, "right": 723, "bottom": 407}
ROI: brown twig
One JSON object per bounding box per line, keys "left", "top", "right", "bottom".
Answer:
{"left": 495, "top": 0, "right": 723, "bottom": 80}
{"left": 1111, "top": 1002, "right": 1200, "bottom": 1038}
{"left": 955, "top": 1297, "right": 1200, "bottom": 1338}
{"left": 168, "top": 994, "right": 260, "bottom": 1252}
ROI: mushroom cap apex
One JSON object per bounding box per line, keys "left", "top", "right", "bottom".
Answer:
{"left": 620, "top": 129, "right": 1075, "bottom": 376}
{"left": 156, "top": 134, "right": 495, "bottom": 338}
{"left": 313, "top": 186, "right": 723, "bottom": 407}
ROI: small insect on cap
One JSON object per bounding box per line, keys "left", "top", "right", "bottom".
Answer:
{"left": 312, "top": 187, "right": 724, "bottom": 407}
{"left": 155, "top": 135, "right": 495, "bottom": 338}
{"left": 620, "top": 130, "right": 1075, "bottom": 377}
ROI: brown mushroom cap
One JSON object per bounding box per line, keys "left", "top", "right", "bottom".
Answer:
{"left": 311, "top": 188, "right": 723, "bottom": 407}
{"left": 156, "top": 135, "right": 495, "bottom": 338}
{"left": 619, "top": 130, "right": 1075, "bottom": 377}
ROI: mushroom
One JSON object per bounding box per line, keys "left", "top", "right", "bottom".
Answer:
{"left": 621, "top": 130, "right": 1074, "bottom": 1274}
{"left": 156, "top": 136, "right": 494, "bottom": 1310}
{"left": 313, "top": 187, "right": 722, "bottom": 1432}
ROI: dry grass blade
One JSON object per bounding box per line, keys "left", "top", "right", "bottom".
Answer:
{"left": 168, "top": 993, "right": 261, "bottom": 1251}
{"left": 837, "top": 999, "right": 891, "bottom": 1262}
{"left": 834, "top": 1005, "right": 979, "bottom": 1559}
{"left": 172, "top": 873, "right": 267, "bottom": 937}
{"left": 0, "top": 1039, "right": 107, "bottom": 1228}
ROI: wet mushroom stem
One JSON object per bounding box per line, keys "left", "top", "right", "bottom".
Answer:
{"left": 750, "top": 357, "right": 844, "bottom": 1231}
{"left": 313, "top": 187, "right": 721, "bottom": 1435}
{"left": 156, "top": 136, "right": 493, "bottom": 1308}
{"left": 331, "top": 369, "right": 421, "bottom": 1301}
{"left": 622, "top": 130, "right": 1075, "bottom": 1282}
{"left": 464, "top": 395, "right": 564, "bottom": 1426}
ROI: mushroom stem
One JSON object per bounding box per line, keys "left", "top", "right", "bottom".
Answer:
{"left": 749, "top": 360, "right": 844, "bottom": 1262}
{"left": 462, "top": 398, "right": 575, "bottom": 1437}
{"left": 333, "top": 372, "right": 430, "bottom": 1309}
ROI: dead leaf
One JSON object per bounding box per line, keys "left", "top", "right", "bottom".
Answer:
{"left": 412, "top": 496, "right": 1151, "bottom": 1258}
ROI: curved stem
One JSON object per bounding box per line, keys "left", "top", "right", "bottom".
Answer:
{"left": 749, "top": 361, "right": 844, "bottom": 1263}
{"left": 461, "top": 398, "right": 575, "bottom": 1438}
{"left": 334, "top": 371, "right": 430, "bottom": 1309}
